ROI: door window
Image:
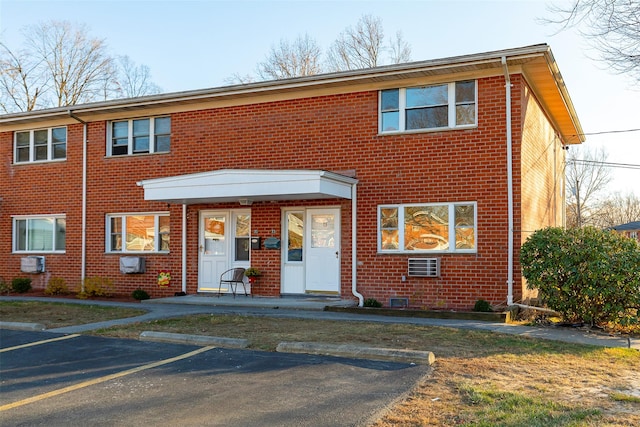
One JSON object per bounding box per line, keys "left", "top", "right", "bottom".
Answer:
{"left": 204, "top": 216, "right": 225, "bottom": 255}
{"left": 234, "top": 213, "right": 250, "bottom": 261}
{"left": 287, "top": 212, "right": 304, "bottom": 262}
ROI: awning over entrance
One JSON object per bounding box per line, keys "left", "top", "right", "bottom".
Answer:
{"left": 137, "top": 169, "right": 358, "bottom": 204}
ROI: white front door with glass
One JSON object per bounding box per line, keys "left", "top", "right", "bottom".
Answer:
{"left": 198, "top": 210, "right": 250, "bottom": 293}
{"left": 282, "top": 208, "right": 341, "bottom": 295}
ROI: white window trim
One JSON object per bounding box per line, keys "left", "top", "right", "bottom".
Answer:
{"left": 12, "top": 214, "right": 66, "bottom": 254}
{"left": 106, "top": 212, "right": 170, "bottom": 253}
{"left": 378, "top": 80, "right": 477, "bottom": 134}
{"left": 377, "top": 202, "right": 477, "bottom": 254}
{"left": 14, "top": 127, "right": 67, "bottom": 164}
{"left": 106, "top": 116, "right": 170, "bottom": 156}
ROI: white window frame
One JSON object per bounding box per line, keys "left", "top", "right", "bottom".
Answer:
{"left": 379, "top": 80, "right": 477, "bottom": 134}
{"left": 14, "top": 127, "right": 67, "bottom": 164}
{"left": 106, "top": 116, "right": 170, "bottom": 156}
{"left": 377, "top": 202, "right": 477, "bottom": 254}
{"left": 106, "top": 212, "right": 170, "bottom": 253}
{"left": 12, "top": 215, "right": 66, "bottom": 253}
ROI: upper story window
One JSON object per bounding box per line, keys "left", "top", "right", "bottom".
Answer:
{"left": 108, "top": 116, "right": 170, "bottom": 156}
{"left": 106, "top": 212, "right": 170, "bottom": 253}
{"left": 380, "top": 80, "right": 476, "bottom": 133}
{"left": 13, "top": 215, "right": 66, "bottom": 253}
{"left": 14, "top": 127, "right": 67, "bottom": 163}
{"left": 378, "top": 202, "right": 476, "bottom": 253}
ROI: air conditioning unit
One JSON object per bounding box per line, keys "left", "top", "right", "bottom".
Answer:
{"left": 119, "top": 256, "right": 146, "bottom": 274}
{"left": 21, "top": 256, "right": 45, "bottom": 273}
{"left": 407, "top": 258, "right": 440, "bottom": 278}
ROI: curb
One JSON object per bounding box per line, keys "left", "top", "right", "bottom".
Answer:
{"left": 0, "top": 321, "right": 46, "bottom": 331}
{"left": 276, "top": 341, "right": 436, "bottom": 365}
{"left": 139, "top": 331, "right": 249, "bottom": 348}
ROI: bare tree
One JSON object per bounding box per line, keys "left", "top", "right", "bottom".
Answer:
{"left": 566, "top": 146, "right": 613, "bottom": 227}
{"left": 258, "top": 34, "right": 323, "bottom": 80}
{"left": 224, "top": 72, "right": 256, "bottom": 85}
{"left": 595, "top": 192, "right": 640, "bottom": 228}
{"left": 388, "top": 30, "right": 412, "bottom": 64}
{"left": 326, "top": 14, "right": 385, "bottom": 71}
{"left": 25, "top": 20, "right": 116, "bottom": 106}
{"left": 0, "top": 20, "right": 162, "bottom": 113}
{"left": 0, "top": 43, "right": 45, "bottom": 112}
{"left": 545, "top": 1, "right": 640, "bottom": 82}
{"left": 115, "top": 55, "right": 162, "bottom": 98}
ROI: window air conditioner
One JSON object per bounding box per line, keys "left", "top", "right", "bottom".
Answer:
{"left": 119, "top": 256, "right": 146, "bottom": 274}
{"left": 407, "top": 258, "right": 440, "bottom": 278}
{"left": 21, "top": 256, "right": 45, "bottom": 273}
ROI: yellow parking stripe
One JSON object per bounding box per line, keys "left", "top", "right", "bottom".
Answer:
{"left": 0, "top": 334, "right": 81, "bottom": 353}
{"left": 0, "top": 346, "right": 215, "bottom": 411}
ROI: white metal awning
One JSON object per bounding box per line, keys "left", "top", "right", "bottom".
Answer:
{"left": 137, "top": 169, "right": 358, "bottom": 204}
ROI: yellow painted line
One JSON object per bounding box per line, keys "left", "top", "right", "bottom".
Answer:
{"left": 0, "top": 346, "right": 215, "bottom": 411}
{"left": 0, "top": 334, "right": 81, "bottom": 353}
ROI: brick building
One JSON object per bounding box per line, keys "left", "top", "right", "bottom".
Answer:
{"left": 0, "top": 44, "right": 583, "bottom": 309}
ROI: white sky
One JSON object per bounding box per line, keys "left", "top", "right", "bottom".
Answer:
{"left": 1, "top": 0, "right": 638, "bottom": 195}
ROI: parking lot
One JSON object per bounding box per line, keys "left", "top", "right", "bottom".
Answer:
{"left": 1, "top": 329, "right": 430, "bottom": 426}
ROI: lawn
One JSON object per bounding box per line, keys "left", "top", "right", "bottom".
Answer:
{"left": 1, "top": 301, "right": 638, "bottom": 426}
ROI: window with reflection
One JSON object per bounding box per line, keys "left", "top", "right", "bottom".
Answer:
{"left": 13, "top": 216, "right": 66, "bottom": 252}
{"left": 108, "top": 116, "right": 171, "bottom": 156}
{"left": 378, "top": 203, "right": 476, "bottom": 253}
{"left": 379, "top": 81, "right": 476, "bottom": 133}
{"left": 287, "top": 212, "right": 304, "bottom": 262}
{"left": 234, "top": 214, "right": 250, "bottom": 261}
{"left": 106, "top": 213, "right": 170, "bottom": 253}
{"left": 14, "top": 127, "right": 67, "bottom": 163}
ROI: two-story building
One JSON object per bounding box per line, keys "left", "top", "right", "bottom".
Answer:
{"left": 0, "top": 44, "right": 584, "bottom": 309}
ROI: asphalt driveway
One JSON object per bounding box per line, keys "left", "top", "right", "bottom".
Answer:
{"left": 1, "top": 330, "right": 430, "bottom": 426}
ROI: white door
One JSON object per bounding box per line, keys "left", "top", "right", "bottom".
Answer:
{"left": 305, "top": 208, "right": 340, "bottom": 293}
{"left": 198, "top": 212, "right": 229, "bottom": 292}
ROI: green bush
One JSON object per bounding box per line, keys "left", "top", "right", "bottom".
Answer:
{"left": 131, "top": 288, "right": 150, "bottom": 300}
{"left": 45, "top": 277, "right": 70, "bottom": 295}
{"left": 520, "top": 226, "right": 640, "bottom": 327}
{"left": 363, "top": 298, "right": 383, "bottom": 308}
{"left": 78, "top": 276, "right": 114, "bottom": 299}
{"left": 12, "top": 277, "right": 32, "bottom": 293}
{"left": 473, "top": 299, "right": 493, "bottom": 312}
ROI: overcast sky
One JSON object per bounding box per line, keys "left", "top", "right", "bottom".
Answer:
{"left": 1, "top": 0, "right": 638, "bottom": 194}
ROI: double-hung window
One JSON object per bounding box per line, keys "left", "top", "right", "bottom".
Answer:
{"left": 378, "top": 202, "right": 476, "bottom": 253}
{"left": 108, "top": 117, "right": 170, "bottom": 156}
{"left": 380, "top": 80, "right": 476, "bottom": 133}
{"left": 14, "top": 127, "right": 67, "bottom": 163}
{"left": 13, "top": 215, "right": 66, "bottom": 253}
{"left": 107, "top": 213, "right": 170, "bottom": 253}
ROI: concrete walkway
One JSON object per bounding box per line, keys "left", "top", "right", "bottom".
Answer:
{"left": 1, "top": 295, "right": 638, "bottom": 350}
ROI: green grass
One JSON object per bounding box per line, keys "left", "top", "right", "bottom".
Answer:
{"left": 458, "top": 384, "right": 601, "bottom": 426}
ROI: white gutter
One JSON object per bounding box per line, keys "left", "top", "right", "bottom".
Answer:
{"left": 182, "top": 204, "right": 187, "bottom": 294}
{"left": 68, "top": 111, "right": 87, "bottom": 291}
{"left": 351, "top": 182, "right": 363, "bottom": 306}
{"left": 501, "top": 57, "right": 515, "bottom": 306}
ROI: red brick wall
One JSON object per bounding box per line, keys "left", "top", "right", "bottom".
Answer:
{"left": 1, "top": 74, "right": 560, "bottom": 308}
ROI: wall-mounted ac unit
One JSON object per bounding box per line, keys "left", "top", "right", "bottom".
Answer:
{"left": 119, "top": 256, "right": 146, "bottom": 274}
{"left": 408, "top": 258, "right": 440, "bottom": 278}
{"left": 21, "top": 256, "right": 45, "bottom": 274}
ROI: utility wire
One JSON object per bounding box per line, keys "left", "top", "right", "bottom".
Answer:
{"left": 574, "top": 128, "right": 640, "bottom": 137}
{"left": 570, "top": 159, "right": 640, "bottom": 170}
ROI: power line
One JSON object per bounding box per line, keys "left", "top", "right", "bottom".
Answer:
{"left": 570, "top": 159, "right": 640, "bottom": 170}
{"left": 575, "top": 128, "right": 640, "bottom": 137}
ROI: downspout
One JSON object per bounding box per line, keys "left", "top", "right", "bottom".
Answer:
{"left": 182, "top": 204, "right": 187, "bottom": 294}
{"left": 351, "top": 182, "right": 364, "bottom": 306}
{"left": 501, "top": 57, "right": 514, "bottom": 306}
{"left": 68, "top": 111, "right": 87, "bottom": 292}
